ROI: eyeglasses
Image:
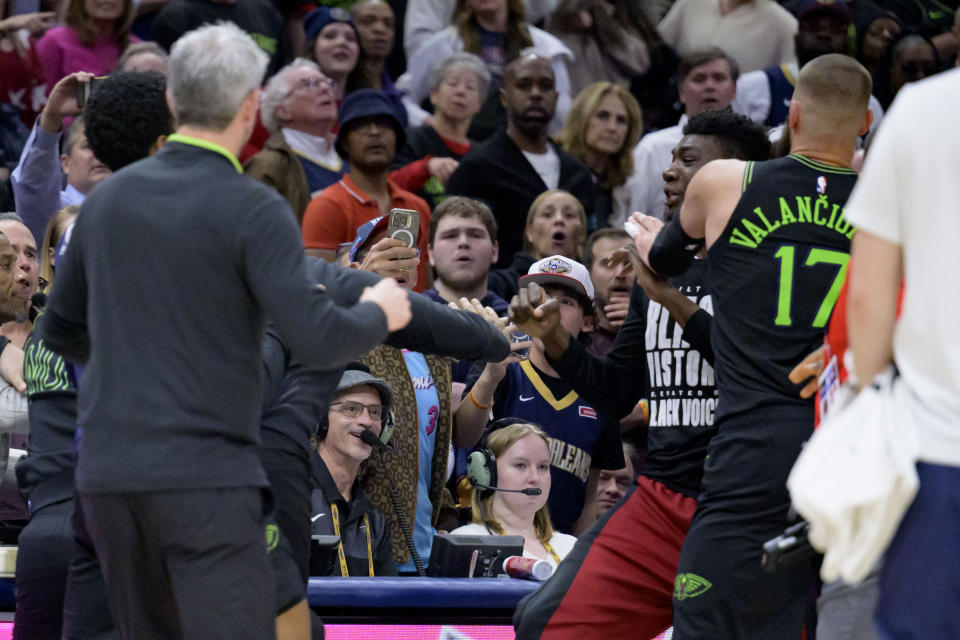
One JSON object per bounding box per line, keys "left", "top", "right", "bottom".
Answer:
{"left": 285, "top": 75, "right": 337, "bottom": 99}
{"left": 37, "top": 277, "right": 48, "bottom": 294}
{"left": 329, "top": 401, "right": 386, "bottom": 420}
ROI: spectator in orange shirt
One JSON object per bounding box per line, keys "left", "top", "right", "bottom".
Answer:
{"left": 302, "top": 89, "right": 432, "bottom": 292}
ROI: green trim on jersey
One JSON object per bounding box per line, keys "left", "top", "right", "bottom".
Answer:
{"left": 24, "top": 336, "right": 72, "bottom": 395}
{"left": 742, "top": 162, "right": 755, "bottom": 192}
{"left": 788, "top": 154, "right": 858, "bottom": 175}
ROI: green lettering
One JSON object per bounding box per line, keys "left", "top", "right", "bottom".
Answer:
{"left": 796, "top": 196, "right": 813, "bottom": 223}
{"left": 827, "top": 203, "right": 840, "bottom": 230}
{"left": 779, "top": 198, "right": 798, "bottom": 225}
{"left": 743, "top": 219, "right": 767, "bottom": 245}
{"left": 813, "top": 195, "right": 829, "bottom": 226}
{"left": 729, "top": 228, "right": 758, "bottom": 248}
{"left": 755, "top": 207, "right": 781, "bottom": 233}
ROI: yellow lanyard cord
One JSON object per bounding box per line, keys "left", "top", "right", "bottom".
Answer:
{"left": 330, "top": 504, "right": 375, "bottom": 577}
{"left": 543, "top": 540, "right": 562, "bottom": 565}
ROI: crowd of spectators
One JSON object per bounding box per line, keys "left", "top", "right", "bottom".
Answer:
{"left": 0, "top": 0, "right": 958, "bottom": 638}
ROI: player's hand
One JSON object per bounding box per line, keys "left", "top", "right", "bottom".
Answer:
{"left": 611, "top": 246, "right": 675, "bottom": 305}
{"left": 355, "top": 237, "right": 419, "bottom": 280}
{"left": 427, "top": 157, "right": 459, "bottom": 184}
{"left": 39, "top": 72, "right": 94, "bottom": 133}
{"left": 788, "top": 345, "right": 826, "bottom": 399}
{"left": 360, "top": 277, "right": 412, "bottom": 332}
{"left": 628, "top": 212, "right": 664, "bottom": 269}
{"left": 0, "top": 343, "right": 25, "bottom": 394}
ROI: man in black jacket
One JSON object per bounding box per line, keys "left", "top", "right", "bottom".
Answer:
{"left": 309, "top": 366, "right": 396, "bottom": 577}
{"left": 446, "top": 55, "right": 596, "bottom": 269}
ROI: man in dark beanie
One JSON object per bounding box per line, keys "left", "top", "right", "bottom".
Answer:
{"left": 302, "top": 88, "right": 433, "bottom": 292}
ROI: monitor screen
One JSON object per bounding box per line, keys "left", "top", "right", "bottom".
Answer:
{"left": 426, "top": 534, "right": 524, "bottom": 578}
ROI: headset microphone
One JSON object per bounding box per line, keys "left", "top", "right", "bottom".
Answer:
{"left": 359, "top": 429, "right": 386, "bottom": 449}
{"left": 473, "top": 484, "right": 542, "bottom": 496}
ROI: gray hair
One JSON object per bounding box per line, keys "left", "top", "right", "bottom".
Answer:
{"left": 167, "top": 22, "right": 269, "bottom": 131}
{"left": 0, "top": 213, "right": 21, "bottom": 223}
{"left": 116, "top": 41, "right": 168, "bottom": 72}
{"left": 260, "top": 58, "right": 322, "bottom": 133}
{"left": 428, "top": 52, "right": 491, "bottom": 97}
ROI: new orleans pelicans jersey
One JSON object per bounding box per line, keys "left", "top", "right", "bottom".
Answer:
{"left": 708, "top": 154, "right": 858, "bottom": 422}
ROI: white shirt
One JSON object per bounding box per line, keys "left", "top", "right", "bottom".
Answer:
{"left": 843, "top": 68, "right": 960, "bottom": 466}
{"left": 450, "top": 522, "right": 577, "bottom": 569}
{"left": 522, "top": 146, "right": 561, "bottom": 190}
{"left": 621, "top": 115, "right": 687, "bottom": 222}
{"left": 658, "top": 0, "right": 797, "bottom": 73}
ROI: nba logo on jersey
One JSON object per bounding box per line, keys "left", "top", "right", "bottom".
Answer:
{"left": 817, "top": 176, "right": 827, "bottom": 194}
{"left": 539, "top": 258, "right": 573, "bottom": 274}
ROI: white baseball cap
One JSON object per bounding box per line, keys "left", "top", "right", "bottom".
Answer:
{"left": 519, "top": 255, "right": 594, "bottom": 300}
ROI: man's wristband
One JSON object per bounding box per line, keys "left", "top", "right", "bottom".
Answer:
{"left": 468, "top": 388, "right": 492, "bottom": 410}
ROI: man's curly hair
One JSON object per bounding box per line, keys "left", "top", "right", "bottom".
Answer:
{"left": 683, "top": 108, "right": 771, "bottom": 161}
{"left": 84, "top": 71, "right": 175, "bottom": 171}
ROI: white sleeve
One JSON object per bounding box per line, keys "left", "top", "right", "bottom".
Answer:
{"left": 656, "top": 0, "right": 685, "bottom": 49}
{"left": 549, "top": 55, "right": 572, "bottom": 135}
{"left": 396, "top": 29, "right": 456, "bottom": 128}
{"left": 403, "top": 0, "right": 455, "bottom": 58}
{"left": 0, "top": 381, "right": 28, "bottom": 435}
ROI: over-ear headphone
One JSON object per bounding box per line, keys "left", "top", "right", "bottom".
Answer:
{"left": 466, "top": 417, "right": 526, "bottom": 499}
{"left": 318, "top": 363, "right": 395, "bottom": 447}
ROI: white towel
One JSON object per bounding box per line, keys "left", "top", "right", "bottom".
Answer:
{"left": 787, "top": 367, "right": 919, "bottom": 584}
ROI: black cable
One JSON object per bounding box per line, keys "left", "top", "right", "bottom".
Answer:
{"left": 375, "top": 448, "right": 426, "bottom": 576}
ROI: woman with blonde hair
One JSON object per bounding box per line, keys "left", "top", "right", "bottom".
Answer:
{"left": 556, "top": 82, "right": 642, "bottom": 228}
{"left": 453, "top": 422, "right": 576, "bottom": 568}
{"left": 39, "top": 204, "right": 78, "bottom": 295}
{"left": 489, "top": 189, "right": 587, "bottom": 301}
{"left": 35, "top": 0, "right": 137, "bottom": 89}
{"left": 397, "top": 0, "right": 573, "bottom": 140}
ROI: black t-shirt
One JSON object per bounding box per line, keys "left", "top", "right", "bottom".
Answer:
{"left": 546, "top": 271, "right": 717, "bottom": 497}
{"left": 640, "top": 260, "right": 717, "bottom": 495}
{"left": 708, "top": 154, "right": 857, "bottom": 422}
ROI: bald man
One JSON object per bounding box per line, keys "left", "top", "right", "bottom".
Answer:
{"left": 446, "top": 55, "right": 595, "bottom": 269}
{"left": 632, "top": 53, "right": 873, "bottom": 639}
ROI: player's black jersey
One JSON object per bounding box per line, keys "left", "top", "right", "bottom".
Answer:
{"left": 708, "top": 154, "right": 857, "bottom": 421}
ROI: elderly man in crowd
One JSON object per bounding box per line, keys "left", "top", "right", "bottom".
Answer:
{"left": 244, "top": 58, "right": 344, "bottom": 223}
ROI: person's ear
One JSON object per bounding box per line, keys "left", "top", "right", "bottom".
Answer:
{"left": 148, "top": 135, "right": 168, "bottom": 156}
{"left": 60, "top": 153, "right": 71, "bottom": 177}
{"left": 858, "top": 108, "right": 875, "bottom": 137}
{"left": 491, "top": 240, "right": 499, "bottom": 265}
{"left": 581, "top": 312, "right": 595, "bottom": 334}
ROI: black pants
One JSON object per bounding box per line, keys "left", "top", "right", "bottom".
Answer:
{"left": 80, "top": 488, "right": 275, "bottom": 640}
{"left": 13, "top": 500, "right": 73, "bottom": 640}
{"left": 61, "top": 495, "right": 116, "bottom": 640}
{"left": 672, "top": 409, "right": 817, "bottom": 640}
{"left": 260, "top": 447, "right": 313, "bottom": 582}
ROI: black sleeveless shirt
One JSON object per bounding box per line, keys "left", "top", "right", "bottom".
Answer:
{"left": 708, "top": 154, "right": 858, "bottom": 421}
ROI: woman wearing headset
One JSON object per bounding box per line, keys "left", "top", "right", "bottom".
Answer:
{"left": 453, "top": 422, "right": 576, "bottom": 568}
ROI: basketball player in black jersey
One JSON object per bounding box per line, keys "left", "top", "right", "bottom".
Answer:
{"left": 509, "top": 109, "right": 770, "bottom": 640}
{"left": 632, "top": 54, "right": 874, "bottom": 639}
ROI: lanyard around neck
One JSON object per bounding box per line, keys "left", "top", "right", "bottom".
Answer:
{"left": 330, "top": 503, "right": 374, "bottom": 577}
